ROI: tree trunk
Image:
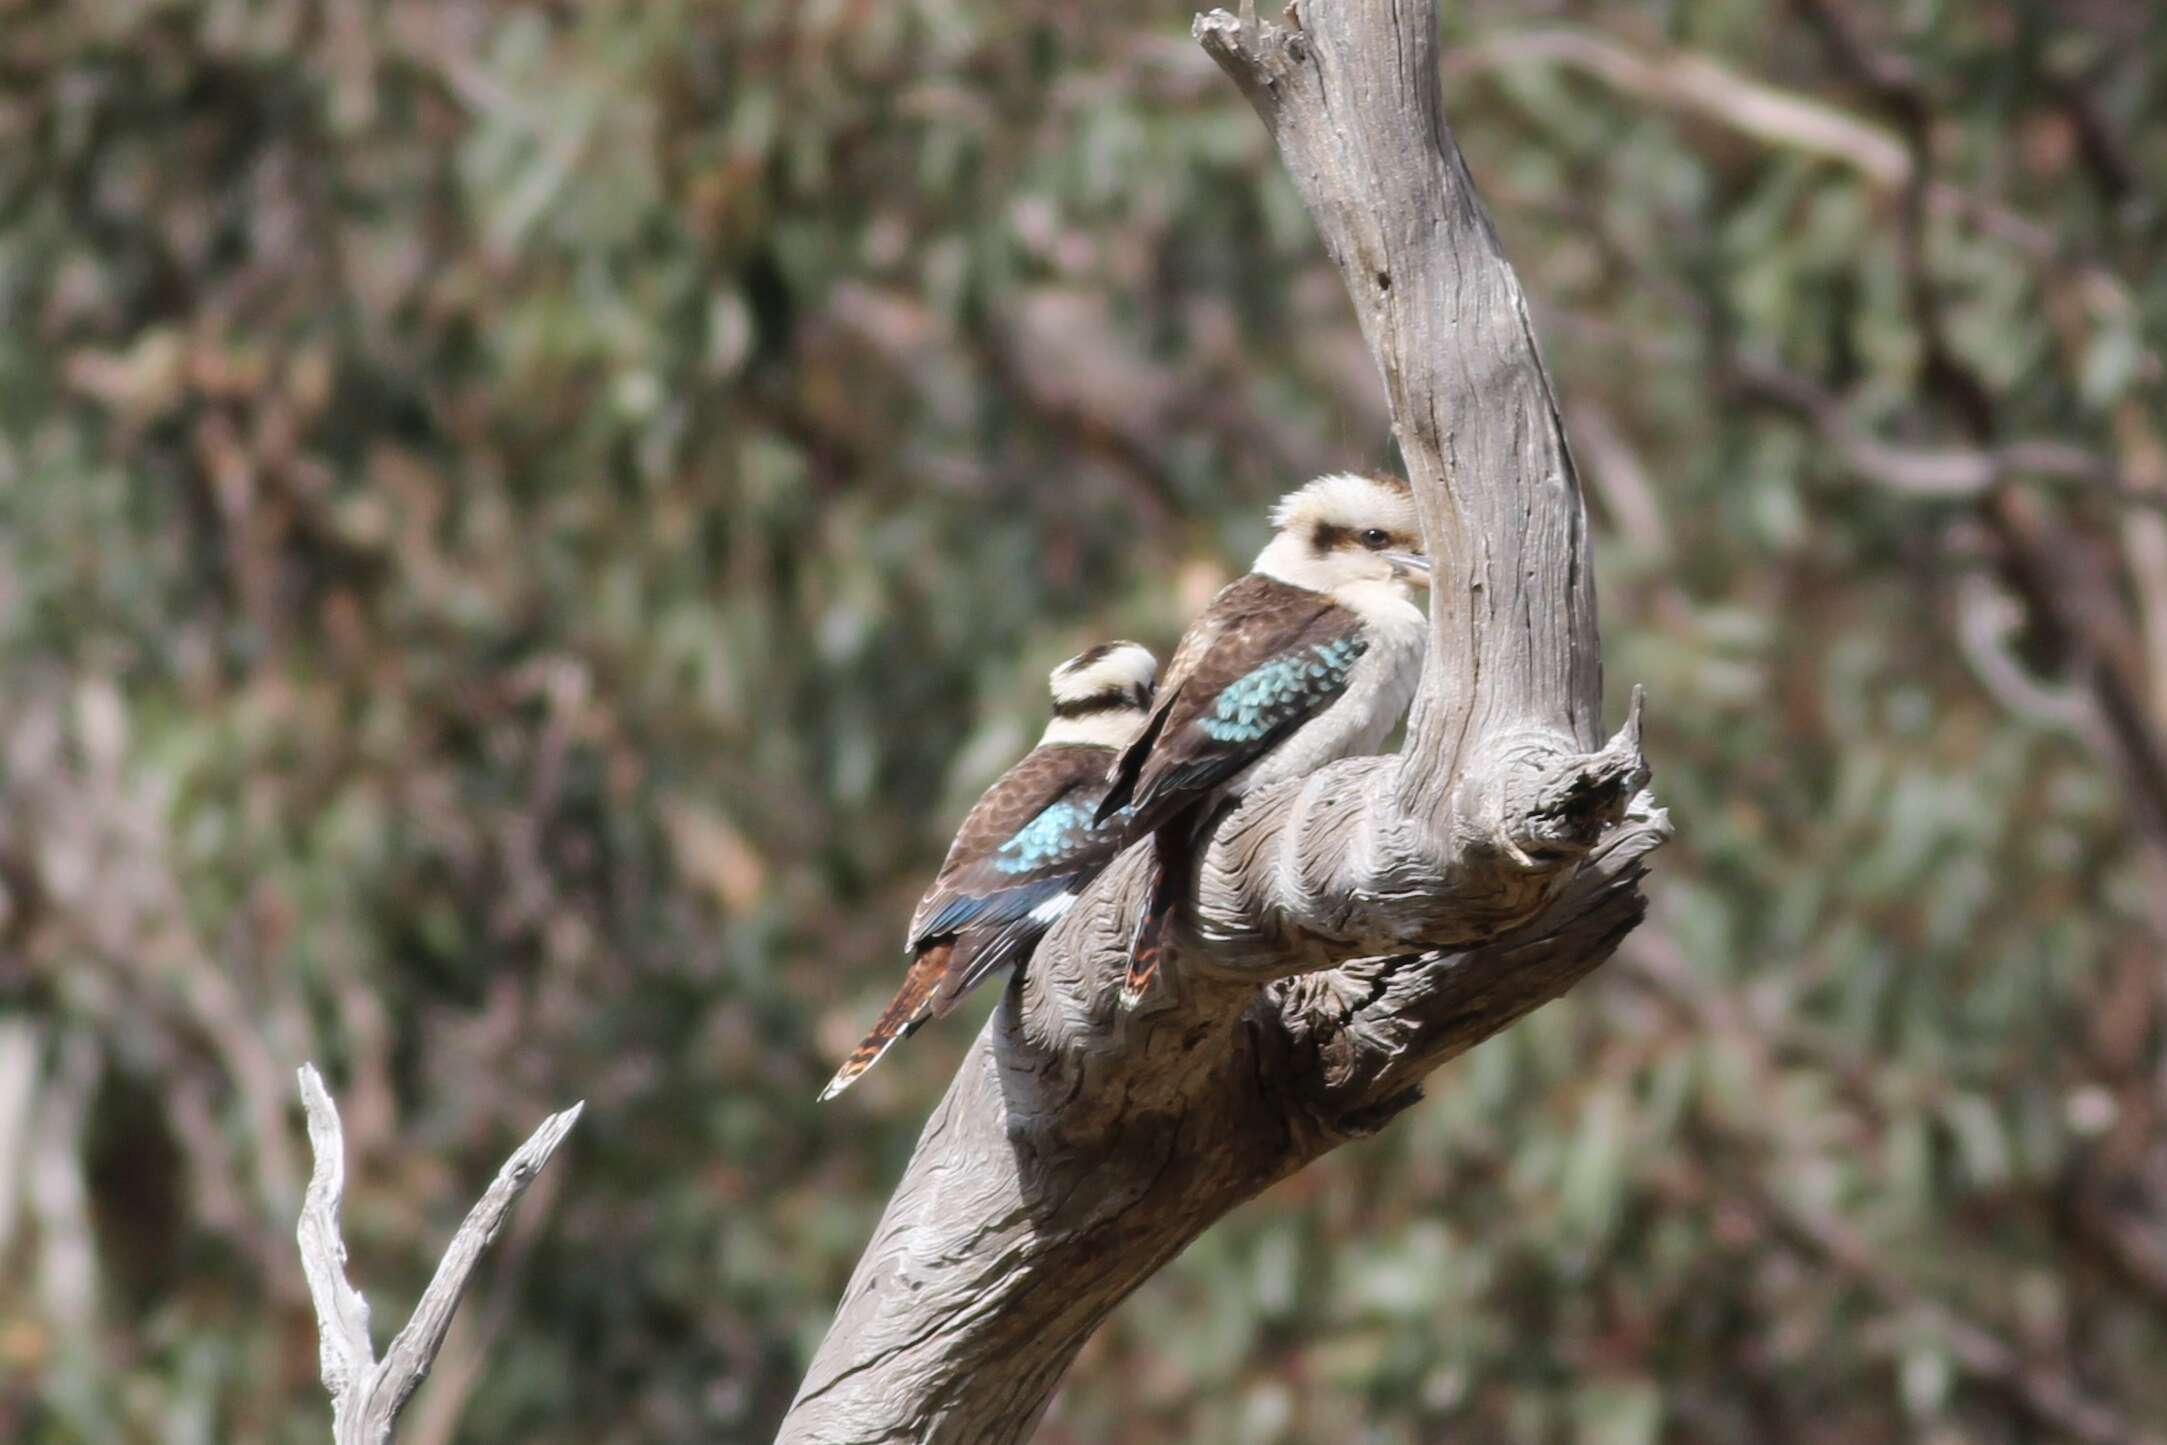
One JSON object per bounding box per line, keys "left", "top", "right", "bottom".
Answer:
{"left": 779, "top": 3, "right": 1665, "bottom": 1440}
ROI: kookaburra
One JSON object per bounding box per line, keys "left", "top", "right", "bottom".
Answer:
{"left": 1096, "top": 471, "right": 1431, "bottom": 1004}
{"left": 820, "top": 641, "right": 1159, "bottom": 1100}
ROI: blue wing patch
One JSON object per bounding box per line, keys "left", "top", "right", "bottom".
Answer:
{"left": 916, "top": 877, "right": 1068, "bottom": 941}
{"left": 993, "top": 799, "right": 1134, "bottom": 875}
{"left": 994, "top": 801, "right": 1088, "bottom": 874}
{"left": 1200, "top": 637, "right": 1367, "bottom": 742}
{"left": 911, "top": 789, "right": 1133, "bottom": 952}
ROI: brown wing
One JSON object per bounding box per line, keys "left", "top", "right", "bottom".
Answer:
{"left": 904, "top": 742, "right": 1122, "bottom": 950}
{"left": 822, "top": 744, "right": 1128, "bottom": 1101}
{"left": 1097, "top": 574, "right": 1364, "bottom": 837}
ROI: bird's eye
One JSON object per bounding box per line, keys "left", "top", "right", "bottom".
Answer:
{"left": 1359, "top": 528, "right": 1391, "bottom": 549}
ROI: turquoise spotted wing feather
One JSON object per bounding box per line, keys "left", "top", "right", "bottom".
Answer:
{"left": 993, "top": 800, "right": 1102, "bottom": 874}
{"left": 1098, "top": 574, "right": 1366, "bottom": 835}
{"left": 1200, "top": 637, "right": 1367, "bottom": 742}
{"left": 905, "top": 744, "right": 1131, "bottom": 952}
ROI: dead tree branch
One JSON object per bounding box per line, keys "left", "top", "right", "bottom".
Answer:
{"left": 779, "top": 2, "right": 1664, "bottom": 1439}
{"left": 295, "top": 1063, "right": 581, "bottom": 1445}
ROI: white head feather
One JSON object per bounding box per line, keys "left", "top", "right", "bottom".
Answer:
{"left": 1266, "top": 471, "right": 1419, "bottom": 535}
{"left": 1049, "top": 641, "right": 1157, "bottom": 705}
{"left": 1253, "top": 472, "right": 1430, "bottom": 600}
{"left": 1041, "top": 641, "right": 1158, "bottom": 747}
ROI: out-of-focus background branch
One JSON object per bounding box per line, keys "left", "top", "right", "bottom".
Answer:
{"left": 1, "top": 1, "right": 2163, "bottom": 1440}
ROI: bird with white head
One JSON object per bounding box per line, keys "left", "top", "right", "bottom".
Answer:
{"left": 820, "top": 641, "right": 1159, "bottom": 1099}
{"left": 1097, "top": 472, "right": 1431, "bottom": 1004}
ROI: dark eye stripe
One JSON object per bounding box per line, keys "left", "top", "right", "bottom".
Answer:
{"left": 1052, "top": 692, "right": 1140, "bottom": 719}
{"left": 1310, "top": 521, "right": 1405, "bottom": 552}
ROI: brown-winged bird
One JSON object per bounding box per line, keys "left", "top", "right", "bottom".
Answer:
{"left": 1096, "top": 473, "right": 1430, "bottom": 1005}
{"left": 820, "top": 642, "right": 1158, "bottom": 1099}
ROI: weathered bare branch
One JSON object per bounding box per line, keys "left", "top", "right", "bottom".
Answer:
{"left": 297, "top": 1067, "right": 378, "bottom": 1419}
{"left": 780, "top": 3, "right": 1662, "bottom": 1438}
{"left": 785, "top": 804, "right": 1666, "bottom": 1445}
{"left": 295, "top": 1063, "right": 580, "bottom": 1445}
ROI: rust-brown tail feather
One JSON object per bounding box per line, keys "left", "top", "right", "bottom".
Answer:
{"left": 819, "top": 940, "right": 956, "bottom": 1101}
{"left": 1120, "top": 833, "right": 1186, "bottom": 1008}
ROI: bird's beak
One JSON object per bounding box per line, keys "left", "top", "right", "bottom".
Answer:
{"left": 1384, "top": 552, "right": 1432, "bottom": 589}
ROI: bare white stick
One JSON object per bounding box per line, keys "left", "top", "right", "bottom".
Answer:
{"left": 295, "top": 1062, "right": 582, "bottom": 1445}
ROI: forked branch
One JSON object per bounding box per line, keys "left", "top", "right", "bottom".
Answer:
{"left": 295, "top": 1064, "right": 581, "bottom": 1445}
{"left": 781, "top": 3, "right": 1664, "bottom": 1439}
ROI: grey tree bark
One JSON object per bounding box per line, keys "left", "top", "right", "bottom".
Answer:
{"left": 779, "top": 2, "right": 1667, "bottom": 1440}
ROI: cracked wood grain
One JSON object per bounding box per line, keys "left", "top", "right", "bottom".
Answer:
{"left": 781, "top": 3, "right": 1664, "bottom": 1439}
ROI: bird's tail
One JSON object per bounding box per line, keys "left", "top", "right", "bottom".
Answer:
{"left": 819, "top": 939, "right": 955, "bottom": 1101}
{"left": 1120, "top": 834, "right": 1184, "bottom": 1008}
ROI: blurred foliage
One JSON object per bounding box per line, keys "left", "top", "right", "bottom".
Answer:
{"left": 3, "top": 0, "right": 2166, "bottom": 1441}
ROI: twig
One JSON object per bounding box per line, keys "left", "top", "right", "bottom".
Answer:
{"left": 1727, "top": 353, "right": 2154, "bottom": 510}
{"left": 1450, "top": 23, "right": 2105, "bottom": 276}
{"left": 1952, "top": 571, "right": 2097, "bottom": 735}
{"left": 1450, "top": 28, "right": 1907, "bottom": 184}
{"left": 295, "top": 1063, "right": 582, "bottom": 1445}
